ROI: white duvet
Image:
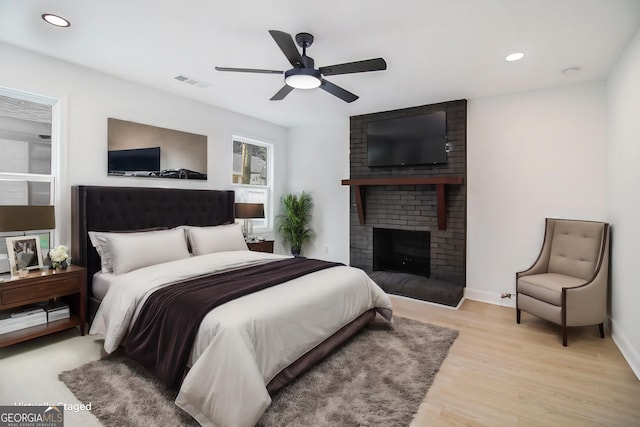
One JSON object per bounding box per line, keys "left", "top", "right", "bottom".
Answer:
{"left": 90, "top": 250, "right": 393, "bottom": 427}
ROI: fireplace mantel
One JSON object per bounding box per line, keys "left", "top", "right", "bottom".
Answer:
{"left": 341, "top": 176, "right": 464, "bottom": 230}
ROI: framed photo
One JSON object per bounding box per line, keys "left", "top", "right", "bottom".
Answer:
{"left": 26, "top": 231, "right": 52, "bottom": 265}
{"left": 0, "top": 232, "right": 22, "bottom": 274}
{"left": 6, "top": 236, "right": 44, "bottom": 276}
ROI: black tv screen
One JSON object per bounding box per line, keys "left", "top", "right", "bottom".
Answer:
{"left": 108, "top": 147, "right": 160, "bottom": 172}
{"left": 367, "top": 111, "right": 447, "bottom": 167}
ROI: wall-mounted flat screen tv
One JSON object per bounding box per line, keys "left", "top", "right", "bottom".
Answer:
{"left": 108, "top": 147, "right": 160, "bottom": 174}
{"left": 367, "top": 111, "right": 447, "bottom": 167}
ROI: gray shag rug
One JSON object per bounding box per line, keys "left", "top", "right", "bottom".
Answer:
{"left": 59, "top": 316, "right": 458, "bottom": 427}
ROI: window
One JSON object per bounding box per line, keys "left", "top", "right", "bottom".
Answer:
{"left": 232, "top": 136, "right": 273, "bottom": 230}
{"left": 0, "top": 88, "right": 58, "bottom": 273}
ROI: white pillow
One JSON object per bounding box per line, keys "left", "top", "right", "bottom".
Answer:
{"left": 89, "top": 228, "right": 190, "bottom": 274}
{"left": 89, "top": 230, "right": 120, "bottom": 273}
{"left": 187, "top": 223, "right": 248, "bottom": 256}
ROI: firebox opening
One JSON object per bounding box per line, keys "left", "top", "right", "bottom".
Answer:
{"left": 373, "top": 228, "right": 430, "bottom": 277}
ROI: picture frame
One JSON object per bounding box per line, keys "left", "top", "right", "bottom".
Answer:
{"left": 5, "top": 236, "right": 44, "bottom": 276}
{"left": 0, "top": 231, "right": 22, "bottom": 275}
{"left": 26, "top": 231, "right": 52, "bottom": 266}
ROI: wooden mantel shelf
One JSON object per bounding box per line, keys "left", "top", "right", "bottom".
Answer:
{"left": 341, "top": 176, "right": 464, "bottom": 230}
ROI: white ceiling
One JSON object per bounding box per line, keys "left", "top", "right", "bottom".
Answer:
{"left": 1, "top": 0, "right": 639, "bottom": 128}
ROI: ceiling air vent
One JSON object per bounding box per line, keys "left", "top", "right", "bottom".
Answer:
{"left": 174, "top": 75, "right": 211, "bottom": 89}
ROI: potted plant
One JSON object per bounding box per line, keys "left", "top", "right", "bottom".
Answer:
{"left": 276, "top": 192, "right": 315, "bottom": 256}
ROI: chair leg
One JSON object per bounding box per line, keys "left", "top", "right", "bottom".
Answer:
{"left": 516, "top": 308, "right": 521, "bottom": 324}
{"left": 598, "top": 323, "right": 605, "bottom": 339}
{"left": 562, "top": 325, "right": 568, "bottom": 347}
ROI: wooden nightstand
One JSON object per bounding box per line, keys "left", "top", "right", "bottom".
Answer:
{"left": 0, "top": 265, "right": 86, "bottom": 348}
{"left": 247, "top": 240, "right": 274, "bottom": 253}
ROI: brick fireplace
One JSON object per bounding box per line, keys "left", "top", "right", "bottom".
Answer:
{"left": 346, "top": 100, "right": 467, "bottom": 304}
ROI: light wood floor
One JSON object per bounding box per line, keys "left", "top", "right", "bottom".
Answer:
{"left": 0, "top": 297, "right": 638, "bottom": 426}
{"left": 397, "top": 297, "right": 640, "bottom": 427}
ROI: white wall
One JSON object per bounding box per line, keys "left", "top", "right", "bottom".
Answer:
{"left": 606, "top": 28, "right": 640, "bottom": 378}
{"left": 285, "top": 120, "right": 350, "bottom": 262}
{"left": 0, "top": 42, "right": 287, "bottom": 247}
{"left": 466, "top": 82, "right": 608, "bottom": 305}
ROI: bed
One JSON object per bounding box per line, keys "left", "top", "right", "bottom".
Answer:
{"left": 70, "top": 185, "right": 393, "bottom": 427}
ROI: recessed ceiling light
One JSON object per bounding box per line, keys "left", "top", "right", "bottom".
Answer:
{"left": 41, "top": 14, "right": 70, "bottom": 28}
{"left": 505, "top": 52, "right": 524, "bottom": 62}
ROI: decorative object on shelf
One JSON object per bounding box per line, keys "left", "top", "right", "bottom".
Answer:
{"left": 49, "top": 245, "right": 70, "bottom": 270}
{"left": 5, "top": 236, "right": 44, "bottom": 276}
{"left": 276, "top": 192, "right": 315, "bottom": 257}
{"left": 38, "top": 300, "right": 70, "bottom": 322}
{"left": 0, "top": 205, "right": 55, "bottom": 275}
{"left": 0, "top": 305, "right": 47, "bottom": 334}
{"left": 235, "top": 202, "right": 265, "bottom": 241}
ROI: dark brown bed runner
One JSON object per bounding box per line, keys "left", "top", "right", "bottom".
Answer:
{"left": 125, "top": 257, "right": 342, "bottom": 389}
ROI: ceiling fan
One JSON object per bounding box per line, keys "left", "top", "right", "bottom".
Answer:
{"left": 215, "top": 30, "right": 387, "bottom": 103}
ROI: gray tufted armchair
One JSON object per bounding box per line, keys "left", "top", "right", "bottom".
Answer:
{"left": 516, "top": 218, "right": 610, "bottom": 346}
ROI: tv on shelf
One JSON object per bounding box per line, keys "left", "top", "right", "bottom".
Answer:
{"left": 366, "top": 111, "right": 447, "bottom": 167}
{"left": 108, "top": 147, "right": 161, "bottom": 174}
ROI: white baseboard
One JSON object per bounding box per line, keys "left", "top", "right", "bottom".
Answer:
{"left": 464, "top": 288, "right": 516, "bottom": 308}
{"left": 610, "top": 317, "right": 640, "bottom": 380}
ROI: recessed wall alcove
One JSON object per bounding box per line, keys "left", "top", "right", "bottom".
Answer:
{"left": 345, "top": 99, "right": 467, "bottom": 306}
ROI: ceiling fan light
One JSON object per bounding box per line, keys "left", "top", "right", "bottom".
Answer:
{"left": 285, "top": 68, "right": 321, "bottom": 89}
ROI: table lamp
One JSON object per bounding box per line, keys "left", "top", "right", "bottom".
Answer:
{"left": 234, "top": 203, "right": 264, "bottom": 241}
{"left": 0, "top": 205, "right": 56, "bottom": 232}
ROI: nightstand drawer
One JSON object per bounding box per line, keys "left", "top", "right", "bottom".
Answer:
{"left": 247, "top": 240, "right": 274, "bottom": 253}
{"left": 1, "top": 276, "right": 81, "bottom": 306}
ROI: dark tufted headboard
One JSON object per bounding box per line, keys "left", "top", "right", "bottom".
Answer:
{"left": 71, "top": 185, "right": 235, "bottom": 319}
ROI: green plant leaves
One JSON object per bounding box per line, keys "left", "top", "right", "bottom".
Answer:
{"left": 276, "top": 192, "right": 315, "bottom": 255}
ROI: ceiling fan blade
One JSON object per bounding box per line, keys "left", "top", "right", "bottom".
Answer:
{"left": 268, "top": 30, "right": 304, "bottom": 68}
{"left": 319, "top": 58, "right": 387, "bottom": 76}
{"left": 215, "top": 66, "right": 283, "bottom": 74}
{"left": 320, "top": 79, "right": 358, "bottom": 103}
{"left": 270, "top": 85, "right": 294, "bottom": 101}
